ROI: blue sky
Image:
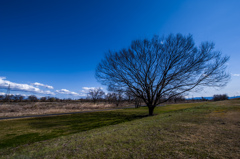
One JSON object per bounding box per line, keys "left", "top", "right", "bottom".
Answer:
{"left": 0, "top": 0, "right": 240, "bottom": 98}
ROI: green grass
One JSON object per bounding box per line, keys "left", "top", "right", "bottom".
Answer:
{"left": 0, "top": 111, "right": 144, "bottom": 150}
{"left": 0, "top": 102, "right": 203, "bottom": 151}
{"left": 1, "top": 101, "right": 239, "bottom": 158}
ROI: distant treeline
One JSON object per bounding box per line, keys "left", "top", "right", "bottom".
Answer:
{"left": 0, "top": 93, "right": 229, "bottom": 106}
{"left": 212, "top": 94, "right": 229, "bottom": 101}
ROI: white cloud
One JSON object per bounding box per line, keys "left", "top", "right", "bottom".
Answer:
{"left": 56, "top": 89, "right": 81, "bottom": 96}
{"left": 0, "top": 77, "right": 55, "bottom": 95}
{"left": 232, "top": 74, "right": 240, "bottom": 77}
{"left": 16, "top": 93, "right": 27, "bottom": 97}
{"left": 0, "top": 92, "right": 27, "bottom": 96}
{"left": 0, "top": 92, "right": 14, "bottom": 96}
{"left": 44, "top": 90, "right": 55, "bottom": 95}
{"left": 81, "top": 87, "right": 103, "bottom": 93}
{"left": 0, "top": 92, "right": 6, "bottom": 95}
{"left": 31, "top": 82, "right": 54, "bottom": 89}
{"left": 81, "top": 87, "right": 96, "bottom": 93}
{"left": 82, "top": 87, "right": 96, "bottom": 90}
{"left": 78, "top": 87, "right": 104, "bottom": 97}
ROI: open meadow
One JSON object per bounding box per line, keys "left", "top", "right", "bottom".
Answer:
{"left": 0, "top": 102, "right": 122, "bottom": 118}
{"left": 0, "top": 99, "right": 239, "bottom": 158}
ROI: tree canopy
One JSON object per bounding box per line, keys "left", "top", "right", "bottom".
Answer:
{"left": 96, "top": 34, "right": 230, "bottom": 115}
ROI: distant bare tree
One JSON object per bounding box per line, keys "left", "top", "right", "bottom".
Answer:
{"left": 0, "top": 95, "right": 4, "bottom": 101}
{"left": 96, "top": 34, "right": 230, "bottom": 115}
{"left": 113, "top": 91, "right": 124, "bottom": 107}
{"left": 125, "top": 89, "right": 141, "bottom": 108}
{"left": 134, "top": 97, "right": 142, "bottom": 108}
{"left": 213, "top": 94, "right": 229, "bottom": 101}
{"left": 172, "top": 95, "right": 185, "bottom": 103}
{"left": 125, "top": 90, "right": 133, "bottom": 103}
{"left": 201, "top": 97, "right": 208, "bottom": 101}
{"left": 28, "top": 95, "right": 38, "bottom": 102}
{"left": 19, "top": 95, "right": 24, "bottom": 102}
{"left": 105, "top": 93, "right": 113, "bottom": 104}
{"left": 13, "top": 95, "right": 24, "bottom": 102}
{"left": 4, "top": 94, "right": 13, "bottom": 102}
{"left": 88, "top": 88, "right": 105, "bottom": 104}
{"left": 55, "top": 97, "right": 60, "bottom": 102}
{"left": 47, "top": 97, "right": 57, "bottom": 102}
{"left": 40, "top": 97, "right": 47, "bottom": 102}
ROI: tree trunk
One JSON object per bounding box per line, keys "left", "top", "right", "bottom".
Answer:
{"left": 148, "top": 106, "right": 155, "bottom": 116}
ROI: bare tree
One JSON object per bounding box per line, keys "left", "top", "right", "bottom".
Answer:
{"left": 96, "top": 34, "right": 229, "bottom": 115}
{"left": 113, "top": 91, "right": 124, "bottom": 107}
{"left": 47, "top": 97, "right": 57, "bottom": 102}
{"left": 40, "top": 97, "right": 47, "bottom": 102}
{"left": 213, "top": 94, "right": 228, "bottom": 101}
{"left": 134, "top": 97, "right": 142, "bottom": 108}
{"left": 105, "top": 93, "right": 114, "bottom": 104}
{"left": 172, "top": 95, "right": 185, "bottom": 103}
{"left": 28, "top": 95, "right": 38, "bottom": 102}
{"left": 19, "top": 95, "right": 24, "bottom": 102}
{"left": 88, "top": 88, "right": 105, "bottom": 104}
{"left": 0, "top": 95, "right": 4, "bottom": 101}
{"left": 125, "top": 90, "right": 133, "bottom": 103}
{"left": 125, "top": 89, "right": 141, "bottom": 108}
{"left": 13, "top": 95, "right": 24, "bottom": 102}
{"left": 4, "top": 94, "right": 13, "bottom": 102}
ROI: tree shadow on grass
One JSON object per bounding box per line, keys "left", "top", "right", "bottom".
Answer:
{"left": 0, "top": 111, "right": 147, "bottom": 150}
{"left": 28, "top": 111, "right": 147, "bottom": 130}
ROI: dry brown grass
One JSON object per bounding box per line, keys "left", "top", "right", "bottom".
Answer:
{"left": 0, "top": 102, "right": 126, "bottom": 117}
{"left": 170, "top": 111, "right": 240, "bottom": 158}
{"left": 0, "top": 100, "right": 239, "bottom": 158}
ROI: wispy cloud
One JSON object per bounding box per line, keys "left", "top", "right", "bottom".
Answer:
{"left": 55, "top": 87, "right": 100, "bottom": 97}
{"left": 0, "top": 77, "right": 55, "bottom": 95}
{"left": 0, "top": 92, "right": 6, "bottom": 95}
{"left": 80, "top": 87, "right": 103, "bottom": 93}
{"left": 31, "top": 82, "right": 54, "bottom": 89}
{"left": 81, "top": 87, "right": 96, "bottom": 93}
{"left": 56, "top": 89, "right": 81, "bottom": 96}
{"left": 0, "top": 92, "right": 27, "bottom": 96}
{"left": 232, "top": 74, "right": 240, "bottom": 77}
{"left": 82, "top": 87, "right": 97, "bottom": 90}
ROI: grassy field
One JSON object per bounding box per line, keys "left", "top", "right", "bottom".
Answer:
{"left": 0, "top": 102, "right": 121, "bottom": 117}
{"left": 0, "top": 100, "right": 239, "bottom": 158}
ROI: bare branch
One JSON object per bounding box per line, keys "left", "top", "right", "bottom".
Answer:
{"left": 96, "top": 34, "right": 230, "bottom": 115}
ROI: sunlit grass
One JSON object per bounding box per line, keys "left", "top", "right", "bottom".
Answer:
{"left": 0, "top": 111, "right": 145, "bottom": 150}
{"left": 0, "top": 102, "right": 202, "bottom": 151}
{"left": 1, "top": 101, "right": 239, "bottom": 158}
